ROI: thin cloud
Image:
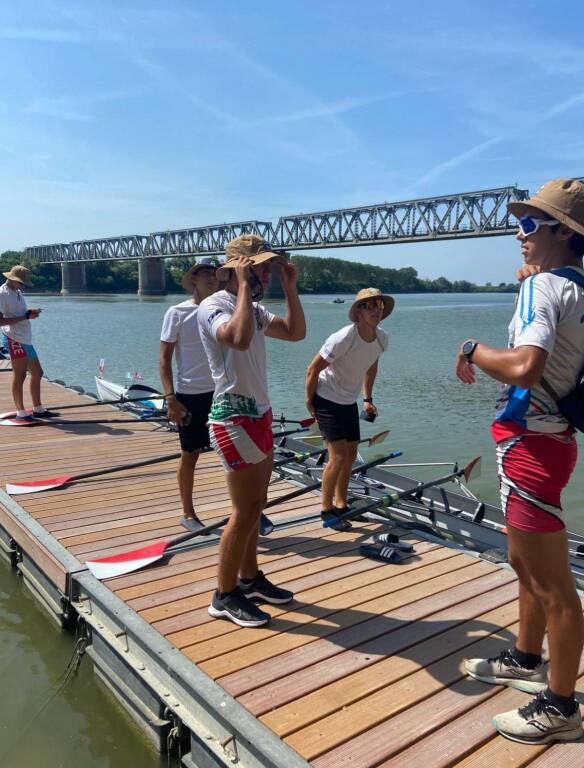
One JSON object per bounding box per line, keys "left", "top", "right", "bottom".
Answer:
{"left": 0, "top": 27, "right": 83, "bottom": 42}
{"left": 23, "top": 100, "right": 92, "bottom": 122}
{"left": 241, "top": 91, "right": 411, "bottom": 127}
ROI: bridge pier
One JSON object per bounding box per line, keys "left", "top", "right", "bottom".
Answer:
{"left": 61, "top": 262, "right": 87, "bottom": 294}
{"left": 138, "top": 258, "right": 166, "bottom": 296}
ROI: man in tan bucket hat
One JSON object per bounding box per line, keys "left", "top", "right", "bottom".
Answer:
{"left": 0, "top": 265, "right": 54, "bottom": 422}
{"left": 306, "top": 287, "right": 393, "bottom": 530}
{"left": 197, "top": 234, "right": 306, "bottom": 627}
{"left": 456, "top": 179, "right": 584, "bottom": 743}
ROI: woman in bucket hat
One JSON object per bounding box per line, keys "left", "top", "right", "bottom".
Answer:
{"left": 0, "top": 265, "right": 54, "bottom": 421}
{"left": 305, "top": 287, "right": 394, "bottom": 530}
{"left": 159, "top": 257, "right": 221, "bottom": 533}
{"left": 456, "top": 179, "right": 584, "bottom": 744}
{"left": 197, "top": 235, "right": 306, "bottom": 628}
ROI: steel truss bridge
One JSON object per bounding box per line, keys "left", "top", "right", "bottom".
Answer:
{"left": 26, "top": 185, "right": 529, "bottom": 263}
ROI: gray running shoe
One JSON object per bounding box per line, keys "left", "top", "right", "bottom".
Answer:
{"left": 493, "top": 692, "right": 583, "bottom": 744}
{"left": 465, "top": 648, "right": 548, "bottom": 693}
{"left": 208, "top": 587, "right": 270, "bottom": 627}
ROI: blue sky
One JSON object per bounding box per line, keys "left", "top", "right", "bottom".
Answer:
{"left": 1, "top": 0, "right": 584, "bottom": 282}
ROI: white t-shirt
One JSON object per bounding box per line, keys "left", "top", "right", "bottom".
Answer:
{"left": 0, "top": 282, "right": 32, "bottom": 344}
{"left": 160, "top": 300, "right": 214, "bottom": 395}
{"left": 495, "top": 268, "right": 584, "bottom": 432}
{"left": 197, "top": 290, "right": 275, "bottom": 419}
{"left": 316, "top": 323, "right": 389, "bottom": 405}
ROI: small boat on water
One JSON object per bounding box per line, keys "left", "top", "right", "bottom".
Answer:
{"left": 95, "top": 376, "right": 166, "bottom": 412}
{"left": 333, "top": 297, "right": 345, "bottom": 303}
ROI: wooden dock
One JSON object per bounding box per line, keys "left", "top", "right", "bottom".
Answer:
{"left": 0, "top": 361, "right": 582, "bottom": 767}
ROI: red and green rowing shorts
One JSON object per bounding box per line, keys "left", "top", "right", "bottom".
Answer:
{"left": 491, "top": 421, "right": 577, "bottom": 533}
{"left": 209, "top": 409, "right": 273, "bottom": 472}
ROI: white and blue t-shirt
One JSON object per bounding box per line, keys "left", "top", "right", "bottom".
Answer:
{"left": 495, "top": 267, "right": 584, "bottom": 433}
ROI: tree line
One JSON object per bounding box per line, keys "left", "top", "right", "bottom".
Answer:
{"left": 0, "top": 250, "right": 516, "bottom": 294}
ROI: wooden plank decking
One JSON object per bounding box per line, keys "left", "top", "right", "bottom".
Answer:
{"left": 1, "top": 368, "right": 583, "bottom": 766}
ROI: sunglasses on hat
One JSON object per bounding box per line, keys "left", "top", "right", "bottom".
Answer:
{"left": 357, "top": 298, "right": 384, "bottom": 311}
{"left": 518, "top": 215, "right": 559, "bottom": 237}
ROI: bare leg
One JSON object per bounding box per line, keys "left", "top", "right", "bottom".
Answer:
{"left": 508, "top": 526, "right": 584, "bottom": 697}
{"left": 507, "top": 532, "right": 546, "bottom": 655}
{"left": 27, "top": 357, "right": 43, "bottom": 408}
{"left": 177, "top": 450, "right": 200, "bottom": 518}
{"left": 11, "top": 357, "right": 27, "bottom": 411}
{"left": 321, "top": 440, "right": 348, "bottom": 510}
{"left": 218, "top": 452, "right": 273, "bottom": 593}
{"left": 334, "top": 441, "right": 358, "bottom": 507}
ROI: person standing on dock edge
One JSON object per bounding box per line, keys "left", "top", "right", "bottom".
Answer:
{"left": 306, "top": 287, "right": 393, "bottom": 530}
{"left": 198, "top": 235, "right": 306, "bottom": 627}
{"left": 456, "top": 179, "right": 584, "bottom": 744}
{"left": 160, "top": 257, "right": 221, "bottom": 533}
{"left": 0, "top": 265, "right": 54, "bottom": 422}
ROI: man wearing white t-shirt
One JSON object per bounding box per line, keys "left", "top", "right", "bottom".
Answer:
{"left": 456, "top": 179, "right": 584, "bottom": 744}
{"left": 198, "top": 234, "right": 305, "bottom": 628}
{"left": 305, "top": 287, "right": 393, "bottom": 530}
{"left": 160, "top": 257, "right": 220, "bottom": 532}
{"left": 0, "top": 265, "right": 53, "bottom": 422}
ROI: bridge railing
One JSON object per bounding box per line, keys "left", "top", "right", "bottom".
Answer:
{"left": 26, "top": 185, "right": 529, "bottom": 263}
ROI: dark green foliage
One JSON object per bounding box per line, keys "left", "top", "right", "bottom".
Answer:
{"left": 0, "top": 250, "right": 517, "bottom": 293}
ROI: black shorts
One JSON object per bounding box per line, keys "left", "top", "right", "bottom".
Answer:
{"left": 312, "top": 392, "right": 360, "bottom": 443}
{"left": 176, "top": 391, "right": 214, "bottom": 453}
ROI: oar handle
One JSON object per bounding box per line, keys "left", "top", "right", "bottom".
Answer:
{"left": 166, "top": 517, "right": 230, "bottom": 548}
{"left": 272, "top": 425, "right": 311, "bottom": 439}
{"left": 265, "top": 451, "right": 401, "bottom": 509}
{"left": 76, "top": 452, "right": 181, "bottom": 481}
{"left": 272, "top": 447, "right": 327, "bottom": 468}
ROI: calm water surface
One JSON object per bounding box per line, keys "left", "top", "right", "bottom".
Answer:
{"left": 2, "top": 292, "right": 583, "bottom": 767}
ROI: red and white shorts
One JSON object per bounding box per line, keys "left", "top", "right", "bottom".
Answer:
{"left": 209, "top": 409, "right": 273, "bottom": 472}
{"left": 492, "top": 422, "right": 577, "bottom": 533}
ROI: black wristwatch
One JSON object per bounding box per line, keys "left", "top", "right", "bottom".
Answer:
{"left": 462, "top": 339, "right": 479, "bottom": 362}
{"left": 363, "top": 397, "right": 373, "bottom": 404}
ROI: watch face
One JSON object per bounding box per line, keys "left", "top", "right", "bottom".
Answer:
{"left": 462, "top": 340, "right": 475, "bottom": 357}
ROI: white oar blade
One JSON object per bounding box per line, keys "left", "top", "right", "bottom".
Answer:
{"left": 85, "top": 540, "right": 169, "bottom": 580}
{"left": 463, "top": 456, "right": 482, "bottom": 482}
{"left": 0, "top": 417, "right": 39, "bottom": 427}
{"left": 6, "top": 474, "right": 73, "bottom": 495}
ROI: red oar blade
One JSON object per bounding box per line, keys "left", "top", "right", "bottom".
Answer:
{"left": 298, "top": 417, "right": 316, "bottom": 428}
{"left": 86, "top": 540, "right": 170, "bottom": 579}
{"left": 463, "top": 456, "right": 482, "bottom": 482}
{"left": 367, "top": 429, "right": 390, "bottom": 446}
{"left": 6, "top": 475, "right": 74, "bottom": 495}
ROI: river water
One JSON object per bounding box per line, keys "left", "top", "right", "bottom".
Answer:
{"left": 1, "top": 292, "right": 583, "bottom": 767}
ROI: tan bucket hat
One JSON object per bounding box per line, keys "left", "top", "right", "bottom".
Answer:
{"left": 216, "top": 234, "right": 286, "bottom": 279}
{"left": 507, "top": 178, "right": 584, "bottom": 236}
{"left": 181, "top": 256, "right": 222, "bottom": 291}
{"left": 349, "top": 287, "right": 395, "bottom": 322}
{"left": 3, "top": 265, "right": 33, "bottom": 287}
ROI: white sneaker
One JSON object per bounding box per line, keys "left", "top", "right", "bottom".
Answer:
{"left": 494, "top": 692, "right": 583, "bottom": 744}
{"left": 465, "top": 648, "right": 548, "bottom": 693}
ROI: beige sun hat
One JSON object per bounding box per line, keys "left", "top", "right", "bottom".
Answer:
{"left": 181, "top": 256, "right": 222, "bottom": 291}
{"left": 216, "top": 234, "right": 286, "bottom": 279}
{"left": 349, "top": 287, "right": 395, "bottom": 322}
{"left": 3, "top": 265, "right": 33, "bottom": 287}
{"left": 507, "top": 178, "right": 584, "bottom": 236}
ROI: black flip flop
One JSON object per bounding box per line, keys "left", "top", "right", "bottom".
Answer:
{"left": 373, "top": 532, "right": 414, "bottom": 553}
{"left": 359, "top": 542, "right": 405, "bottom": 563}
{"left": 321, "top": 509, "right": 352, "bottom": 532}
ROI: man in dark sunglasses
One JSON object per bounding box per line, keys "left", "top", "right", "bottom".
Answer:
{"left": 455, "top": 178, "right": 584, "bottom": 744}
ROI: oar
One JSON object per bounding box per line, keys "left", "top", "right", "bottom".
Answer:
{"left": 6, "top": 452, "right": 182, "bottom": 495}
{"left": 85, "top": 516, "right": 230, "bottom": 579}
{"left": 5, "top": 422, "right": 320, "bottom": 495}
{"left": 264, "top": 451, "right": 403, "bottom": 510}
{"left": 0, "top": 385, "right": 170, "bottom": 418}
{"left": 273, "top": 414, "right": 316, "bottom": 428}
{"left": 323, "top": 456, "right": 482, "bottom": 528}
